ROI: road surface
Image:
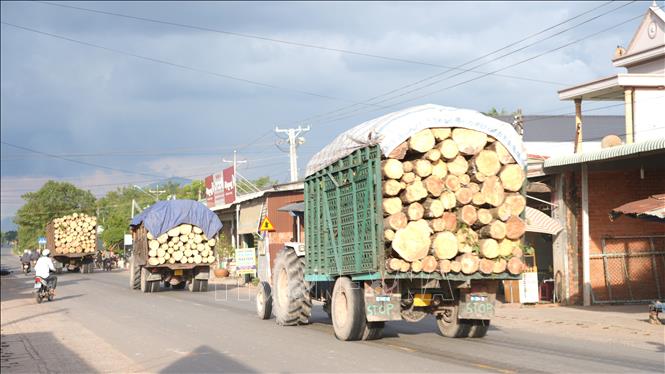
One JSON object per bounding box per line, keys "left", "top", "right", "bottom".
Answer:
{"left": 1, "top": 247, "right": 663, "bottom": 373}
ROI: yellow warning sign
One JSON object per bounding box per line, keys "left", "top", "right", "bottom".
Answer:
{"left": 260, "top": 216, "right": 275, "bottom": 232}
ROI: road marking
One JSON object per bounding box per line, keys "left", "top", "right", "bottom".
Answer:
{"left": 383, "top": 343, "right": 416, "bottom": 353}
{"left": 472, "top": 363, "right": 516, "bottom": 374}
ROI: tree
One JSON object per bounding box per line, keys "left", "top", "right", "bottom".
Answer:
{"left": 484, "top": 107, "right": 508, "bottom": 117}
{"left": 96, "top": 186, "right": 154, "bottom": 252}
{"left": 2, "top": 230, "right": 17, "bottom": 244}
{"left": 14, "top": 181, "right": 96, "bottom": 251}
{"left": 176, "top": 180, "right": 204, "bottom": 200}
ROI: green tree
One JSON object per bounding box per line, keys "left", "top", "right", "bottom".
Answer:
{"left": 96, "top": 186, "right": 154, "bottom": 252}
{"left": 2, "top": 230, "right": 18, "bottom": 244}
{"left": 484, "top": 107, "right": 508, "bottom": 117}
{"left": 176, "top": 180, "right": 204, "bottom": 200}
{"left": 14, "top": 181, "right": 96, "bottom": 251}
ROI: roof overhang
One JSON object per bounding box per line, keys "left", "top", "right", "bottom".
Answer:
{"left": 612, "top": 45, "right": 665, "bottom": 68}
{"left": 543, "top": 137, "right": 665, "bottom": 173}
{"left": 558, "top": 73, "right": 665, "bottom": 101}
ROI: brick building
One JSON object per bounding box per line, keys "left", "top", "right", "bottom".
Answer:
{"left": 539, "top": 3, "right": 665, "bottom": 306}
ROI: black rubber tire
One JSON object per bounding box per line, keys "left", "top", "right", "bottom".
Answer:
{"left": 272, "top": 249, "right": 311, "bottom": 326}
{"left": 129, "top": 258, "right": 141, "bottom": 290}
{"left": 198, "top": 280, "right": 208, "bottom": 292}
{"left": 36, "top": 293, "right": 43, "bottom": 304}
{"left": 149, "top": 280, "right": 160, "bottom": 293}
{"left": 140, "top": 267, "right": 150, "bottom": 293}
{"left": 80, "top": 264, "right": 87, "bottom": 274}
{"left": 87, "top": 263, "right": 94, "bottom": 274}
{"left": 172, "top": 282, "right": 186, "bottom": 290}
{"left": 164, "top": 281, "right": 171, "bottom": 288}
{"left": 468, "top": 320, "right": 490, "bottom": 338}
{"left": 436, "top": 305, "right": 471, "bottom": 338}
{"left": 47, "top": 294, "right": 54, "bottom": 302}
{"left": 256, "top": 281, "right": 273, "bottom": 320}
{"left": 188, "top": 279, "right": 199, "bottom": 292}
{"left": 331, "top": 277, "right": 367, "bottom": 341}
{"left": 362, "top": 321, "right": 385, "bottom": 340}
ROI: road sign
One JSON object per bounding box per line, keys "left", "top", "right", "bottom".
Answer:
{"left": 124, "top": 234, "right": 133, "bottom": 246}
{"left": 38, "top": 237, "right": 46, "bottom": 245}
{"left": 259, "top": 216, "right": 275, "bottom": 232}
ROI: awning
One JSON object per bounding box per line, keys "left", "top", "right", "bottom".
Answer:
{"left": 278, "top": 202, "right": 304, "bottom": 213}
{"left": 525, "top": 206, "right": 563, "bottom": 235}
{"left": 610, "top": 194, "right": 665, "bottom": 223}
{"left": 238, "top": 201, "right": 264, "bottom": 234}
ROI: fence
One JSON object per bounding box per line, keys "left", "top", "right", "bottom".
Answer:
{"left": 590, "top": 235, "right": 665, "bottom": 304}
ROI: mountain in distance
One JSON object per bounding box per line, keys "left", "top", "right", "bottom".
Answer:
{"left": 145, "top": 177, "right": 193, "bottom": 190}
{"left": 1, "top": 216, "right": 17, "bottom": 231}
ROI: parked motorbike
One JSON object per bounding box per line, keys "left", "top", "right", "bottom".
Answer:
{"left": 22, "top": 262, "right": 31, "bottom": 275}
{"left": 34, "top": 276, "right": 54, "bottom": 303}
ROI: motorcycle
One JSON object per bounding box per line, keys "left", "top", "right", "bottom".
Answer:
{"left": 22, "top": 262, "right": 31, "bottom": 275}
{"left": 34, "top": 276, "right": 54, "bottom": 303}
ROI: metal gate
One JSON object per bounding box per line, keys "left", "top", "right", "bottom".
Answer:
{"left": 590, "top": 235, "right": 665, "bottom": 304}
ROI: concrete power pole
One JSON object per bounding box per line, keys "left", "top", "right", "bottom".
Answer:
{"left": 275, "top": 125, "right": 310, "bottom": 182}
{"left": 223, "top": 150, "right": 247, "bottom": 250}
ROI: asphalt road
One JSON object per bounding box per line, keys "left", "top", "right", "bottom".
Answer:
{"left": 2, "top": 248, "right": 663, "bottom": 373}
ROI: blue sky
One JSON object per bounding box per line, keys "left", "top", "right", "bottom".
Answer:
{"left": 0, "top": 1, "right": 655, "bottom": 228}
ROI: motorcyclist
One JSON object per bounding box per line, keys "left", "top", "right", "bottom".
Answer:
{"left": 20, "top": 250, "right": 31, "bottom": 272}
{"left": 30, "top": 249, "right": 40, "bottom": 267}
{"left": 34, "top": 249, "right": 57, "bottom": 294}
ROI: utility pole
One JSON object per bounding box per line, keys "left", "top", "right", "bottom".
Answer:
{"left": 275, "top": 125, "right": 310, "bottom": 182}
{"left": 223, "top": 150, "right": 247, "bottom": 250}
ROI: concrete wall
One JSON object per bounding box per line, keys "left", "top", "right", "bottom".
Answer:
{"left": 266, "top": 192, "right": 304, "bottom": 273}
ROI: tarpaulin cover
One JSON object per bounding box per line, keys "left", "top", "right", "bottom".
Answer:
{"left": 130, "top": 200, "right": 223, "bottom": 238}
{"left": 306, "top": 104, "right": 526, "bottom": 176}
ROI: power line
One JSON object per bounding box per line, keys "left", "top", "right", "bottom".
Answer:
{"left": 311, "top": 12, "right": 644, "bottom": 127}
{"left": 35, "top": 0, "right": 571, "bottom": 86}
{"left": 0, "top": 21, "right": 381, "bottom": 107}
{"left": 284, "top": 1, "right": 637, "bottom": 126}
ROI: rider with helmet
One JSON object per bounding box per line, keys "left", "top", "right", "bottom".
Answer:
{"left": 34, "top": 249, "right": 57, "bottom": 293}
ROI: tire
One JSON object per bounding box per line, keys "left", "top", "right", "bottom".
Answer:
{"left": 36, "top": 293, "right": 43, "bottom": 304}
{"left": 436, "top": 305, "right": 471, "bottom": 338}
{"left": 256, "top": 281, "right": 273, "bottom": 320}
{"left": 331, "top": 277, "right": 367, "bottom": 341}
{"left": 149, "top": 280, "right": 160, "bottom": 293}
{"left": 468, "top": 320, "right": 490, "bottom": 338}
{"left": 198, "top": 280, "right": 208, "bottom": 292}
{"left": 47, "top": 294, "right": 54, "bottom": 302}
{"left": 140, "top": 267, "right": 150, "bottom": 293}
{"left": 362, "top": 321, "right": 385, "bottom": 340}
{"left": 172, "top": 282, "right": 186, "bottom": 290}
{"left": 272, "top": 249, "right": 311, "bottom": 326}
{"left": 188, "top": 279, "right": 199, "bottom": 292}
{"left": 129, "top": 259, "right": 141, "bottom": 290}
{"left": 80, "top": 264, "right": 87, "bottom": 274}
{"left": 87, "top": 263, "right": 94, "bottom": 274}
{"left": 163, "top": 282, "right": 171, "bottom": 288}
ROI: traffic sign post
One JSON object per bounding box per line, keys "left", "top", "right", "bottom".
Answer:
{"left": 260, "top": 217, "right": 275, "bottom": 232}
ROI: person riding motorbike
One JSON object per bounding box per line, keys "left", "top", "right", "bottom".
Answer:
{"left": 20, "top": 250, "right": 32, "bottom": 273}
{"left": 34, "top": 249, "right": 57, "bottom": 295}
{"left": 30, "top": 249, "right": 40, "bottom": 267}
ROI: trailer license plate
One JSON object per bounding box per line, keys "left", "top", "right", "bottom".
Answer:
{"left": 459, "top": 295, "right": 495, "bottom": 319}
{"left": 365, "top": 294, "right": 401, "bottom": 322}
{"left": 174, "top": 270, "right": 183, "bottom": 276}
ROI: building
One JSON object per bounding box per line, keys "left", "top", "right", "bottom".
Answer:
{"left": 538, "top": 2, "right": 665, "bottom": 306}
{"left": 210, "top": 181, "right": 304, "bottom": 281}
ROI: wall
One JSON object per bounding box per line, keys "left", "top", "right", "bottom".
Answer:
{"left": 266, "top": 191, "right": 304, "bottom": 273}
{"left": 633, "top": 88, "right": 665, "bottom": 142}
{"left": 562, "top": 167, "right": 665, "bottom": 304}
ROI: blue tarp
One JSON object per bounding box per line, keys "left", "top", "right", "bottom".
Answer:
{"left": 130, "top": 200, "right": 223, "bottom": 238}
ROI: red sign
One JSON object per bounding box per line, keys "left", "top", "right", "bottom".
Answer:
{"left": 213, "top": 172, "right": 224, "bottom": 205}
{"left": 223, "top": 166, "right": 235, "bottom": 204}
{"left": 204, "top": 175, "right": 215, "bottom": 208}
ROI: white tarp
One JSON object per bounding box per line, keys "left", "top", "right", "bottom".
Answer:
{"left": 306, "top": 104, "right": 527, "bottom": 176}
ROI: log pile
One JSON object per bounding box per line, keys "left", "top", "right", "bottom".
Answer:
{"left": 384, "top": 128, "right": 526, "bottom": 276}
{"left": 52, "top": 213, "right": 97, "bottom": 254}
{"left": 146, "top": 224, "right": 217, "bottom": 266}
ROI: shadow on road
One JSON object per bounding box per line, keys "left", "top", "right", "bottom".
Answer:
{"left": 1, "top": 332, "right": 96, "bottom": 373}
{"left": 159, "top": 345, "right": 257, "bottom": 373}
{"left": 53, "top": 294, "right": 84, "bottom": 302}
{"left": 2, "top": 308, "right": 68, "bottom": 327}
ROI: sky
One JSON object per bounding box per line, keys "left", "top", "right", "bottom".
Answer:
{"left": 0, "top": 1, "right": 657, "bottom": 229}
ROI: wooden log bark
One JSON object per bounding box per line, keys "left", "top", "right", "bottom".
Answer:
{"left": 447, "top": 155, "right": 469, "bottom": 176}
{"left": 481, "top": 175, "right": 505, "bottom": 207}
{"left": 384, "top": 212, "right": 408, "bottom": 231}
{"left": 474, "top": 150, "right": 501, "bottom": 176}
{"left": 452, "top": 128, "right": 487, "bottom": 155}
{"left": 499, "top": 164, "right": 525, "bottom": 192}
{"left": 405, "top": 202, "right": 425, "bottom": 221}
{"left": 400, "top": 180, "right": 428, "bottom": 203}
{"left": 392, "top": 220, "right": 432, "bottom": 262}
{"left": 457, "top": 205, "right": 477, "bottom": 226}
{"left": 432, "top": 231, "right": 458, "bottom": 260}
{"left": 414, "top": 159, "right": 433, "bottom": 177}
{"left": 388, "top": 141, "right": 409, "bottom": 160}
{"left": 505, "top": 216, "right": 526, "bottom": 240}
{"left": 423, "top": 176, "right": 445, "bottom": 197}
{"left": 382, "top": 179, "right": 403, "bottom": 196}
{"left": 409, "top": 129, "right": 435, "bottom": 153}
{"left": 382, "top": 159, "right": 404, "bottom": 179}
{"left": 507, "top": 257, "right": 524, "bottom": 275}
{"left": 458, "top": 253, "right": 480, "bottom": 274}
{"left": 422, "top": 255, "right": 438, "bottom": 273}
{"left": 455, "top": 187, "right": 473, "bottom": 206}
{"left": 478, "top": 239, "right": 499, "bottom": 259}
{"left": 488, "top": 142, "right": 515, "bottom": 165}
{"left": 383, "top": 197, "right": 403, "bottom": 215}
{"left": 439, "top": 139, "right": 459, "bottom": 160}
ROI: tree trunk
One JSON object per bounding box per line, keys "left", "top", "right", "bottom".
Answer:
{"left": 473, "top": 150, "right": 501, "bottom": 176}
{"left": 382, "top": 159, "right": 404, "bottom": 179}
{"left": 505, "top": 216, "right": 526, "bottom": 240}
{"left": 481, "top": 175, "right": 505, "bottom": 207}
{"left": 457, "top": 205, "right": 477, "bottom": 226}
{"left": 499, "top": 164, "right": 525, "bottom": 192}
{"left": 392, "top": 221, "right": 432, "bottom": 262}
{"left": 405, "top": 202, "right": 425, "bottom": 221}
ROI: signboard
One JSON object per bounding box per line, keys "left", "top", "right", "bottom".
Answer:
{"left": 223, "top": 166, "right": 235, "bottom": 204}
{"left": 235, "top": 247, "right": 257, "bottom": 276}
{"left": 213, "top": 171, "right": 224, "bottom": 205}
{"left": 519, "top": 272, "right": 539, "bottom": 303}
{"left": 259, "top": 216, "right": 275, "bottom": 232}
{"left": 38, "top": 237, "right": 46, "bottom": 245}
{"left": 205, "top": 175, "right": 215, "bottom": 208}
{"left": 124, "top": 234, "right": 133, "bottom": 246}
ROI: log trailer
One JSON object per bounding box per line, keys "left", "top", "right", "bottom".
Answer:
{"left": 46, "top": 213, "right": 98, "bottom": 274}
{"left": 256, "top": 104, "right": 527, "bottom": 341}
{"left": 128, "top": 200, "right": 223, "bottom": 293}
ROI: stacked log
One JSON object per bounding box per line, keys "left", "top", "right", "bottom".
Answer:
{"left": 384, "top": 128, "right": 526, "bottom": 276}
{"left": 52, "top": 213, "right": 97, "bottom": 254}
{"left": 146, "top": 224, "right": 217, "bottom": 266}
